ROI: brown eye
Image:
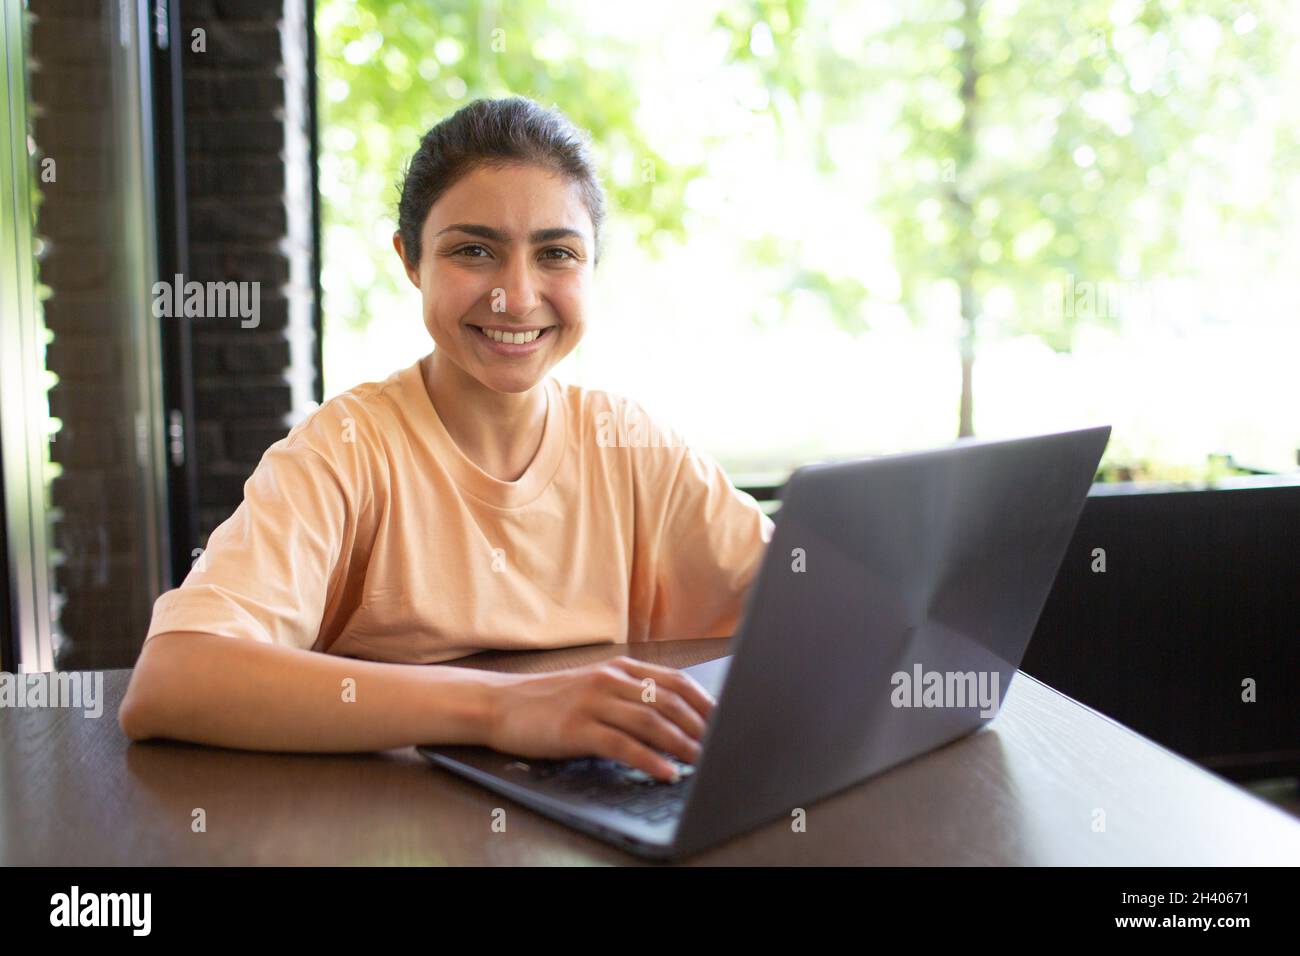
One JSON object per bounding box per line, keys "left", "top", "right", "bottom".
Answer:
{"left": 542, "top": 247, "right": 577, "bottom": 261}
{"left": 453, "top": 244, "right": 490, "bottom": 258}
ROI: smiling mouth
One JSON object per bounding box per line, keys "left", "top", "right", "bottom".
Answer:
{"left": 469, "top": 325, "right": 555, "bottom": 345}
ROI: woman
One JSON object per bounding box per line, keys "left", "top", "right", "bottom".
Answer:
{"left": 119, "top": 96, "right": 774, "bottom": 782}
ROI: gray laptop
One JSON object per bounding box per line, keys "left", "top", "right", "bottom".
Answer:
{"left": 419, "top": 425, "right": 1111, "bottom": 861}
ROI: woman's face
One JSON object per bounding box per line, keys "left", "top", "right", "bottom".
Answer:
{"left": 394, "top": 162, "right": 594, "bottom": 395}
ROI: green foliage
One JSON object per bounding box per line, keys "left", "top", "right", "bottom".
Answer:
{"left": 716, "top": 0, "right": 1297, "bottom": 349}
{"left": 321, "top": 0, "right": 1298, "bottom": 447}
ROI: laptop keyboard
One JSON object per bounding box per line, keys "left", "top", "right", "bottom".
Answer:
{"left": 523, "top": 755, "right": 695, "bottom": 823}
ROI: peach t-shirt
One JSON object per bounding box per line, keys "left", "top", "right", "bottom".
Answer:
{"left": 144, "top": 353, "right": 775, "bottom": 663}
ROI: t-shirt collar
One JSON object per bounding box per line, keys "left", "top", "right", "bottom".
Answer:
{"left": 401, "top": 353, "right": 566, "bottom": 509}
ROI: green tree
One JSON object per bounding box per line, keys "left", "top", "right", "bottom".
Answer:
{"left": 716, "top": 0, "right": 1296, "bottom": 436}
{"left": 321, "top": 0, "right": 1297, "bottom": 446}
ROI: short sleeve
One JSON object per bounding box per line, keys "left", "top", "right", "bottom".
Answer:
{"left": 647, "top": 442, "right": 776, "bottom": 641}
{"left": 144, "top": 439, "right": 352, "bottom": 650}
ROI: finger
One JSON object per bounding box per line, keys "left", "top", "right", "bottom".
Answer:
{"left": 635, "top": 686, "right": 708, "bottom": 741}
{"left": 608, "top": 658, "right": 718, "bottom": 720}
{"left": 597, "top": 698, "right": 702, "bottom": 767}
{"left": 593, "top": 667, "right": 708, "bottom": 741}
{"left": 586, "top": 722, "right": 681, "bottom": 782}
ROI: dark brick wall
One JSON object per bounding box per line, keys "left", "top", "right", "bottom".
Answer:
{"left": 181, "top": 0, "right": 318, "bottom": 537}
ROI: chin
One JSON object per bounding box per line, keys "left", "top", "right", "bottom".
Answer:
{"left": 475, "top": 368, "right": 549, "bottom": 395}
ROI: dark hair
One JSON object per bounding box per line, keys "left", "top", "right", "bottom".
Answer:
{"left": 396, "top": 96, "right": 607, "bottom": 268}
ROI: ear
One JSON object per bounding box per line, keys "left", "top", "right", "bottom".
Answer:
{"left": 392, "top": 232, "right": 421, "bottom": 289}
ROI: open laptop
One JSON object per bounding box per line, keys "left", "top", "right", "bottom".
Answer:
{"left": 419, "top": 424, "right": 1111, "bottom": 861}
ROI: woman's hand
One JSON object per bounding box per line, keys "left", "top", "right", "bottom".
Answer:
{"left": 484, "top": 656, "right": 718, "bottom": 782}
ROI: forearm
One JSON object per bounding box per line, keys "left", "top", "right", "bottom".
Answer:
{"left": 118, "top": 630, "right": 521, "bottom": 752}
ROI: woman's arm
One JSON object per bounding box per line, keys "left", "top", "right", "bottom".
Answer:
{"left": 118, "top": 630, "right": 510, "bottom": 752}
{"left": 118, "top": 631, "right": 714, "bottom": 780}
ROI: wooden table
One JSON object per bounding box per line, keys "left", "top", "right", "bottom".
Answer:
{"left": 2, "top": 638, "right": 1298, "bottom": 865}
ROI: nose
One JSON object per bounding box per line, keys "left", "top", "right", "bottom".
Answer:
{"left": 494, "top": 253, "right": 542, "bottom": 318}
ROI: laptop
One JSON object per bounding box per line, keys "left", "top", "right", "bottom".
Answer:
{"left": 419, "top": 424, "right": 1111, "bottom": 861}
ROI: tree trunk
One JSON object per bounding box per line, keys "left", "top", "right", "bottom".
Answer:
{"left": 954, "top": 0, "right": 982, "bottom": 439}
{"left": 959, "top": 282, "right": 977, "bottom": 438}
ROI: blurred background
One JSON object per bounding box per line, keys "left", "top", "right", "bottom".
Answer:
{"left": 318, "top": 0, "right": 1300, "bottom": 486}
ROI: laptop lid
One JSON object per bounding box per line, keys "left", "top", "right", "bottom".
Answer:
{"left": 671, "top": 425, "right": 1110, "bottom": 857}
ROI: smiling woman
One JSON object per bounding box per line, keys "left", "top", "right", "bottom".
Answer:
{"left": 119, "top": 97, "right": 774, "bottom": 784}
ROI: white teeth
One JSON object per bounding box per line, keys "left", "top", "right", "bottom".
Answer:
{"left": 479, "top": 327, "right": 546, "bottom": 344}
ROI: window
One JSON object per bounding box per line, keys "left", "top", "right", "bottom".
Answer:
{"left": 1, "top": 0, "right": 169, "bottom": 670}
{"left": 318, "top": 0, "right": 1300, "bottom": 487}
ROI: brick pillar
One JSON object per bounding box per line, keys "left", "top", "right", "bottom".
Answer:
{"left": 182, "top": 0, "right": 319, "bottom": 538}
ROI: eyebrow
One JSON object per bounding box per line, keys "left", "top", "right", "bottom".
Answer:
{"left": 435, "top": 223, "right": 587, "bottom": 245}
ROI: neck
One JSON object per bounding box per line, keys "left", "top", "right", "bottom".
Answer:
{"left": 422, "top": 351, "right": 549, "bottom": 482}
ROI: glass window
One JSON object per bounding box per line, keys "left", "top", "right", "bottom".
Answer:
{"left": 1, "top": 0, "right": 168, "bottom": 671}
{"left": 317, "top": 0, "right": 1300, "bottom": 488}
